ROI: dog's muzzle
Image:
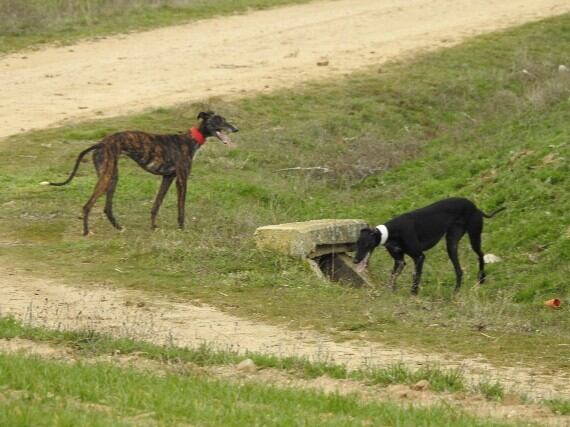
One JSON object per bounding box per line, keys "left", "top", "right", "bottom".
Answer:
{"left": 354, "top": 253, "right": 370, "bottom": 273}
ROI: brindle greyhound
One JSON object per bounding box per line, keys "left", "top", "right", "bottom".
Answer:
{"left": 353, "top": 197, "right": 505, "bottom": 295}
{"left": 45, "top": 111, "right": 238, "bottom": 235}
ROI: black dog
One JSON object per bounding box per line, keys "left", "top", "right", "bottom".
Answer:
{"left": 354, "top": 197, "right": 505, "bottom": 294}
{"left": 44, "top": 111, "right": 238, "bottom": 235}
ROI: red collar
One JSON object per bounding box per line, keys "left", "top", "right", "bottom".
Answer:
{"left": 189, "top": 127, "right": 206, "bottom": 145}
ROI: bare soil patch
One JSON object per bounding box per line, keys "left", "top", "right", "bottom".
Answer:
{"left": 1, "top": 0, "right": 569, "bottom": 138}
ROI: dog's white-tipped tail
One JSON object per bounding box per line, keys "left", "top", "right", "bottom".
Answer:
{"left": 40, "top": 181, "right": 50, "bottom": 186}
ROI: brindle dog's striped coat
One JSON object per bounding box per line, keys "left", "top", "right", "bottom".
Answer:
{"left": 47, "top": 111, "right": 238, "bottom": 235}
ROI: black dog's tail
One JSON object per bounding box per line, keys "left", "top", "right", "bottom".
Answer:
{"left": 482, "top": 206, "right": 506, "bottom": 218}
{"left": 44, "top": 144, "right": 100, "bottom": 186}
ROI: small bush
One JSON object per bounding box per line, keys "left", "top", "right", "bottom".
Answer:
{"left": 367, "top": 363, "right": 465, "bottom": 392}
{"left": 477, "top": 380, "right": 504, "bottom": 401}
{"left": 544, "top": 399, "right": 570, "bottom": 415}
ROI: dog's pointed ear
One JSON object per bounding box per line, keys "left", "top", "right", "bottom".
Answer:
{"left": 197, "top": 111, "right": 214, "bottom": 121}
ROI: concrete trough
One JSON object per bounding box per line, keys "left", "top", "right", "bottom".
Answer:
{"left": 254, "top": 219, "right": 372, "bottom": 287}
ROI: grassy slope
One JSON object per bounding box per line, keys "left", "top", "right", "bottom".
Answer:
{"left": 1, "top": 15, "right": 570, "bottom": 368}
{"left": 0, "top": 0, "right": 311, "bottom": 54}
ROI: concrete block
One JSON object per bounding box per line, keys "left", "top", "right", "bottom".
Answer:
{"left": 254, "top": 219, "right": 367, "bottom": 259}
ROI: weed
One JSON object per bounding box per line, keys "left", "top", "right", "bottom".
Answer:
{"left": 477, "top": 380, "right": 505, "bottom": 401}
{"left": 365, "top": 363, "right": 465, "bottom": 393}
{"left": 544, "top": 399, "right": 570, "bottom": 415}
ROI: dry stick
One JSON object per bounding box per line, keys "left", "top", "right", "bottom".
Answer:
{"left": 276, "top": 166, "right": 330, "bottom": 173}
{"left": 480, "top": 332, "right": 497, "bottom": 340}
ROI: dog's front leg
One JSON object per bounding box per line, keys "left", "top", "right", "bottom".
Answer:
{"left": 175, "top": 173, "right": 188, "bottom": 229}
{"left": 151, "top": 175, "right": 175, "bottom": 229}
{"left": 387, "top": 247, "right": 405, "bottom": 292}
{"left": 411, "top": 253, "right": 425, "bottom": 295}
{"left": 389, "top": 259, "right": 405, "bottom": 291}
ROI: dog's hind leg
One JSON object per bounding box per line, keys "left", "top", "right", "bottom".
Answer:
{"left": 94, "top": 150, "right": 121, "bottom": 230}
{"left": 104, "top": 168, "right": 121, "bottom": 230}
{"left": 151, "top": 175, "right": 175, "bottom": 229}
{"left": 83, "top": 149, "right": 115, "bottom": 236}
{"left": 446, "top": 225, "right": 466, "bottom": 291}
{"left": 83, "top": 174, "right": 114, "bottom": 236}
{"left": 467, "top": 216, "right": 486, "bottom": 283}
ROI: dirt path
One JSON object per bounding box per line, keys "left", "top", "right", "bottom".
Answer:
{"left": 1, "top": 0, "right": 570, "bottom": 138}
{"left": 2, "top": 338, "right": 569, "bottom": 426}
{"left": 1, "top": 266, "right": 569, "bottom": 401}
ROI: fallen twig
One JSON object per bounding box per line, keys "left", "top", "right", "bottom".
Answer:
{"left": 276, "top": 166, "right": 331, "bottom": 173}
{"left": 480, "top": 332, "right": 497, "bottom": 340}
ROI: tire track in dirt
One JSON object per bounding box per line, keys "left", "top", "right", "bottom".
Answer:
{"left": 1, "top": 266, "right": 569, "bottom": 401}
{"left": 1, "top": 0, "right": 569, "bottom": 138}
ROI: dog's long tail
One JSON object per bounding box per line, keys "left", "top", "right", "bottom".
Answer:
{"left": 482, "top": 206, "right": 506, "bottom": 218}
{"left": 45, "top": 144, "right": 100, "bottom": 186}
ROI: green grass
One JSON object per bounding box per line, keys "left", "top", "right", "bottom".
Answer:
{"left": 365, "top": 363, "right": 465, "bottom": 393}
{"left": 476, "top": 381, "right": 505, "bottom": 402}
{"left": 544, "top": 399, "right": 570, "bottom": 415}
{"left": 1, "top": 14, "right": 570, "bottom": 371}
{"left": 0, "top": 352, "right": 513, "bottom": 427}
{"left": 0, "top": 0, "right": 312, "bottom": 54}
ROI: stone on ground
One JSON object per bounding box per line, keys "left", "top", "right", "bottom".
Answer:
{"left": 236, "top": 358, "right": 257, "bottom": 373}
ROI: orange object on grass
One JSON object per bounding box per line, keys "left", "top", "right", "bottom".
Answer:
{"left": 544, "top": 298, "right": 562, "bottom": 309}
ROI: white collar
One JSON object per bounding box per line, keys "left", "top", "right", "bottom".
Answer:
{"left": 376, "top": 224, "right": 389, "bottom": 246}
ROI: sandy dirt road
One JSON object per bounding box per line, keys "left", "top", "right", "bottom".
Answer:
{"left": 1, "top": 0, "right": 570, "bottom": 139}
